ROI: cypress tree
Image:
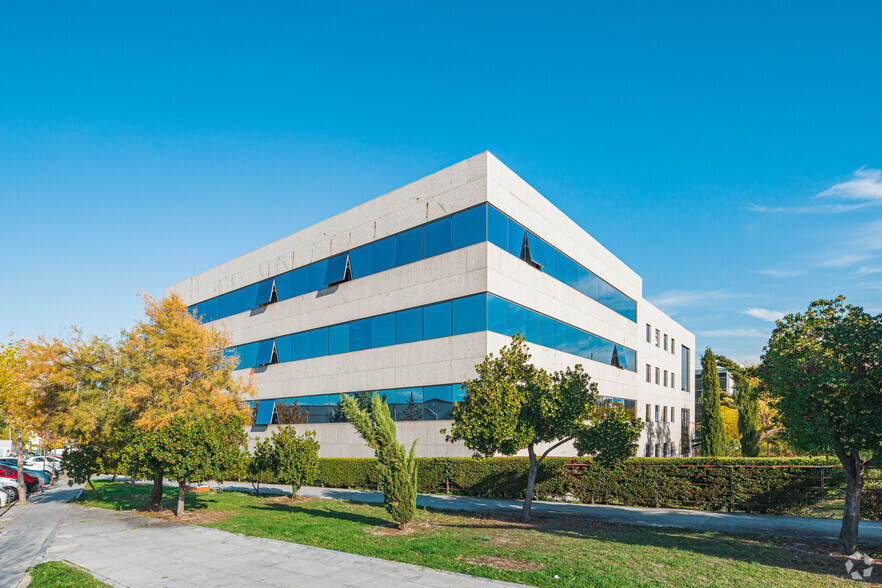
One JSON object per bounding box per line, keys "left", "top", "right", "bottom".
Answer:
{"left": 736, "top": 380, "right": 761, "bottom": 457}
{"left": 699, "top": 348, "right": 727, "bottom": 456}
{"left": 340, "top": 393, "right": 418, "bottom": 530}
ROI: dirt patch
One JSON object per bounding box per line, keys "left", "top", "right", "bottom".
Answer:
{"left": 143, "top": 509, "right": 234, "bottom": 524}
{"left": 458, "top": 555, "right": 546, "bottom": 571}
{"left": 364, "top": 521, "right": 436, "bottom": 537}
{"left": 262, "top": 495, "right": 315, "bottom": 505}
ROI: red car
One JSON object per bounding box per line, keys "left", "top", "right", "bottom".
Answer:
{"left": 0, "top": 463, "right": 39, "bottom": 494}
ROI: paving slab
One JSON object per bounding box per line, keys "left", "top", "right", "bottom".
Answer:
{"left": 0, "top": 482, "right": 80, "bottom": 588}
{"left": 42, "top": 504, "right": 524, "bottom": 587}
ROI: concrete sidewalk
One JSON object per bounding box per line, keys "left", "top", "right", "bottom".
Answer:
{"left": 0, "top": 483, "right": 81, "bottom": 588}
{"left": 213, "top": 480, "right": 882, "bottom": 546}
{"left": 43, "top": 504, "right": 522, "bottom": 587}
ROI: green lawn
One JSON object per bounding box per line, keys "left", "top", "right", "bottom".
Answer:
{"left": 77, "top": 482, "right": 879, "bottom": 587}
{"left": 29, "top": 561, "right": 110, "bottom": 588}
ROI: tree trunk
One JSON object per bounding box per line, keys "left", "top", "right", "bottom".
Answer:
{"left": 15, "top": 431, "right": 26, "bottom": 505}
{"left": 87, "top": 477, "right": 101, "bottom": 499}
{"left": 291, "top": 483, "right": 298, "bottom": 499}
{"left": 111, "top": 462, "right": 119, "bottom": 482}
{"left": 145, "top": 473, "right": 164, "bottom": 510}
{"left": 836, "top": 449, "right": 865, "bottom": 553}
{"left": 399, "top": 521, "right": 409, "bottom": 531}
{"left": 175, "top": 483, "right": 186, "bottom": 517}
{"left": 522, "top": 444, "right": 538, "bottom": 523}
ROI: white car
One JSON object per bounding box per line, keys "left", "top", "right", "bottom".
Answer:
{"left": 25, "top": 456, "right": 61, "bottom": 477}
{"left": 0, "top": 478, "right": 19, "bottom": 504}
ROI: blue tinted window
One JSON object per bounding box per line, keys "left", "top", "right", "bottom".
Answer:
{"left": 293, "top": 332, "right": 309, "bottom": 360}
{"left": 202, "top": 298, "right": 218, "bottom": 322}
{"left": 231, "top": 289, "right": 246, "bottom": 315}
{"left": 507, "top": 301, "right": 525, "bottom": 337}
{"left": 396, "top": 307, "right": 422, "bottom": 344}
{"left": 255, "top": 400, "right": 275, "bottom": 426}
{"left": 395, "top": 227, "right": 422, "bottom": 267}
{"left": 488, "top": 295, "right": 508, "bottom": 334}
{"left": 308, "top": 259, "right": 328, "bottom": 292}
{"left": 189, "top": 303, "right": 201, "bottom": 320}
{"left": 554, "top": 321, "right": 567, "bottom": 351}
{"left": 578, "top": 330, "right": 592, "bottom": 357}
{"left": 306, "top": 395, "right": 330, "bottom": 424}
{"left": 423, "top": 385, "right": 452, "bottom": 420}
{"left": 275, "top": 271, "right": 293, "bottom": 301}
{"left": 452, "top": 205, "right": 486, "bottom": 250}
{"left": 565, "top": 324, "right": 579, "bottom": 355}
{"left": 276, "top": 335, "right": 292, "bottom": 363}
{"left": 525, "top": 233, "right": 548, "bottom": 268}
{"left": 309, "top": 328, "right": 328, "bottom": 358}
{"left": 507, "top": 218, "right": 524, "bottom": 257}
{"left": 453, "top": 383, "right": 467, "bottom": 403}
{"left": 324, "top": 254, "right": 349, "bottom": 286}
{"left": 349, "top": 244, "right": 371, "bottom": 279}
{"left": 488, "top": 206, "right": 508, "bottom": 251}
{"left": 422, "top": 217, "right": 452, "bottom": 259}
{"left": 328, "top": 323, "right": 349, "bottom": 355}
{"left": 224, "top": 346, "right": 242, "bottom": 369}
{"left": 540, "top": 315, "right": 555, "bottom": 348}
{"left": 216, "top": 293, "right": 232, "bottom": 319}
{"left": 423, "top": 301, "right": 451, "bottom": 339}
{"left": 292, "top": 267, "right": 309, "bottom": 297}
{"left": 397, "top": 388, "right": 423, "bottom": 421}
{"left": 255, "top": 279, "right": 275, "bottom": 306}
{"left": 591, "top": 337, "right": 614, "bottom": 364}
{"left": 371, "top": 313, "right": 396, "bottom": 348}
{"left": 349, "top": 318, "right": 372, "bottom": 352}
{"left": 525, "top": 309, "right": 542, "bottom": 344}
{"left": 244, "top": 283, "right": 260, "bottom": 310}
{"left": 371, "top": 236, "right": 396, "bottom": 274}
{"left": 243, "top": 342, "right": 259, "bottom": 369}
{"left": 452, "top": 294, "right": 486, "bottom": 335}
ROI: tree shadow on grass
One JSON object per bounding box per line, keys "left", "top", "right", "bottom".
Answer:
{"left": 426, "top": 507, "right": 881, "bottom": 583}
{"left": 246, "top": 498, "right": 390, "bottom": 527}
{"left": 79, "top": 482, "right": 212, "bottom": 513}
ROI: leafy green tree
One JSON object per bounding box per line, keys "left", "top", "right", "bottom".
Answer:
{"left": 125, "top": 415, "right": 247, "bottom": 516}
{"left": 248, "top": 437, "right": 275, "bottom": 495}
{"left": 340, "top": 393, "right": 418, "bottom": 530}
{"left": 269, "top": 428, "right": 320, "bottom": 498}
{"left": 446, "top": 336, "right": 643, "bottom": 522}
{"left": 62, "top": 446, "right": 107, "bottom": 499}
{"left": 716, "top": 355, "right": 761, "bottom": 458}
{"left": 402, "top": 393, "right": 422, "bottom": 421}
{"left": 699, "top": 348, "right": 726, "bottom": 456}
{"left": 759, "top": 296, "right": 882, "bottom": 553}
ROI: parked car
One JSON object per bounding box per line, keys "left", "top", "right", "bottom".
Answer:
{"left": 25, "top": 456, "right": 61, "bottom": 477}
{"left": 0, "top": 459, "right": 51, "bottom": 485}
{"left": 0, "top": 478, "right": 19, "bottom": 504}
{"left": 0, "top": 464, "right": 40, "bottom": 494}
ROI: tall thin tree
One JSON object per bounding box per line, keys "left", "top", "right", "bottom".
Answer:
{"left": 699, "top": 348, "right": 726, "bottom": 456}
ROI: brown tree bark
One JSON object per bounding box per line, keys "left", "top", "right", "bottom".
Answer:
{"left": 522, "top": 444, "right": 538, "bottom": 523}
{"left": 15, "top": 431, "right": 27, "bottom": 505}
{"left": 145, "top": 473, "right": 164, "bottom": 510}
{"left": 175, "top": 483, "right": 187, "bottom": 517}
{"left": 836, "top": 448, "right": 865, "bottom": 553}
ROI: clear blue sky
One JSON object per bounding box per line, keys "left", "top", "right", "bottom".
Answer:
{"left": 2, "top": 2, "right": 881, "bottom": 364}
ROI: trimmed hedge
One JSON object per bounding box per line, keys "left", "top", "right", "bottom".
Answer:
{"left": 233, "top": 455, "right": 882, "bottom": 520}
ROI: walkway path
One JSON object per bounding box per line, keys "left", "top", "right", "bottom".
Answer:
{"left": 0, "top": 483, "right": 80, "bottom": 588}
{"left": 213, "top": 481, "right": 882, "bottom": 546}
{"left": 1, "top": 483, "right": 520, "bottom": 588}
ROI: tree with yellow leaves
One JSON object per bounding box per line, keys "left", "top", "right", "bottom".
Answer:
{"left": 0, "top": 337, "right": 36, "bottom": 504}
{"left": 120, "top": 293, "right": 254, "bottom": 511}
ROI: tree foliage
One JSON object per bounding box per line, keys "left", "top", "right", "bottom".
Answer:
{"left": 699, "top": 348, "right": 726, "bottom": 457}
{"left": 268, "top": 428, "right": 320, "bottom": 498}
{"left": 446, "top": 336, "right": 642, "bottom": 522}
{"left": 125, "top": 415, "right": 247, "bottom": 516}
{"left": 248, "top": 437, "right": 275, "bottom": 495}
{"left": 715, "top": 355, "right": 761, "bottom": 458}
{"left": 340, "top": 393, "right": 418, "bottom": 530}
{"left": 0, "top": 337, "right": 36, "bottom": 504}
{"left": 759, "top": 296, "right": 882, "bottom": 552}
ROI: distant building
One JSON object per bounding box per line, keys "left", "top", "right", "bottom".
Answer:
{"left": 694, "top": 367, "right": 737, "bottom": 424}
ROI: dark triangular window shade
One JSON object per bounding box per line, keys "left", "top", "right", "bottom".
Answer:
{"left": 255, "top": 279, "right": 278, "bottom": 306}
{"left": 324, "top": 253, "right": 352, "bottom": 286}
{"left": 520, "top": 232, "right": 548, "bottom": 269}
{"left": 256, "top": 340, "right": 278, "bottom": 366}
{"left": 611, "top": 346, "right": 624, "bottom": 370}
